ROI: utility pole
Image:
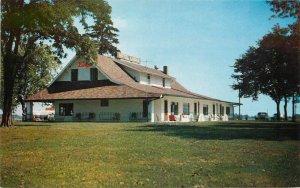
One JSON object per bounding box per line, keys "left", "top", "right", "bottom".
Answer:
{"left": 238, "top": 88, "right": 241, "bottom": 120}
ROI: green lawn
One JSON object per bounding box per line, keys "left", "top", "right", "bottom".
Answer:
{"left": 0, "top": 121, "right": 299, "bottom": 187}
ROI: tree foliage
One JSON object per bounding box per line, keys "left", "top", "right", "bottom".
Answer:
{"left": 268, "top": 0, "right": 300, "bottom": 19}
{"left": 14, "top": 45, "right": 60, "bottom": 120}
{"left": 268, "top": 0, "right": 300, "bottom": 120}
{"left": 1, "top": 0, "right": 119, "bottom": 126}
{"left": 232, "top": 25, "right": 299, "bottom": 120}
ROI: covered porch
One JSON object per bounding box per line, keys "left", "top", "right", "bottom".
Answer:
{"left": 25, "top": 98, "right": 157, "bottom": 122}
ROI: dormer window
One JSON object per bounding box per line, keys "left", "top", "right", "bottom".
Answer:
{"left": 162, "top": 78, "right": 165, "bottom": 87}
{"left": 90, "top": 68, "right": 98, "bottom": 81}
{"left": 71, "top": 69, "right": 78, "bottom": 81}
{"left": 147, "top": 74, "right": 151, "bottom": 84}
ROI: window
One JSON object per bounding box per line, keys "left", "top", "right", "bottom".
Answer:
{"left": 226, "top": 107, "right": 230, "bottom": 115}
{"left": 220, "top": 105, "right": 224, "bottom": 115}
{"left": 183, "top": 103, "right": 190, "bottom": 115}
{"left": 213, "top": 104, "right": 215, "bottom": 115}
{"left": 59, "top": 103, "right": 73, "bottom": 116}
{"left": 162, "top": 78, "right": 165, "bottom": 87}
{"left": 164, "top": 100, "right": 168, "bottom": 114}
{"left": 71, "top": 69, "right": 78, "bottom": 81}
{"left": 194, "top": 103, "right": 197, "bottom": 115}
{"left": 100, "top": 99, "right": 109, "bottom": 107}
{"left": 203, "top": 104, "right": 208, "bottom": 115}
{"left": 147, "top": 74, "right": 151, "bottom": 84}
{"left": 90, "top": 68, "right": 98, "bottom": 81}
{"left": 143, "top": 100, "right": 149, "bottom": 117}
{"left": 171, "top": 102, "right": 178, "bottom": 115}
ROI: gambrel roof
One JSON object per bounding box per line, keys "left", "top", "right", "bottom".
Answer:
{"left": 26, "top": 55, "right": 233, "bottom": 104}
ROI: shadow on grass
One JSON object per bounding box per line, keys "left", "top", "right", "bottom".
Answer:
{"left": 131, "top": 122, "right": 300, "bottom": 141}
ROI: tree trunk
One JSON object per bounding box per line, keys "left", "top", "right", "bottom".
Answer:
{"left": 1, "top": 55, "right": 18, "bottom": 127}
{"left": 276, "top": 100, "right": 281, "bottom": 121}
{"left": 1, "top": 90, "right": 14, "bottom": 127}
{"left": 284, "top": 96, "right": 288, "bottom": 121}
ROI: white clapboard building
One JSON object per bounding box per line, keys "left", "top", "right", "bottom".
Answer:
{"left": 26, "top": 53, "right": 238, "bottom": 122}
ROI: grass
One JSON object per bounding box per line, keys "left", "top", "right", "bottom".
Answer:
{"left": 0, "top": 121, "right": 299, "bottom": 187}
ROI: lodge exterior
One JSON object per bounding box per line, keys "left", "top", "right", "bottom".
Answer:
{"left": 25, "top": 54, "right": 237, "bottom": 122}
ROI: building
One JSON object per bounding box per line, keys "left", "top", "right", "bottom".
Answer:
{"left": 25, "top": 54, "right": 238, "bottom": 122}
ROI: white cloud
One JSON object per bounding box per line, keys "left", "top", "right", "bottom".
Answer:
{"left": 112, "top": 17, "right": 128, "bottom": 28}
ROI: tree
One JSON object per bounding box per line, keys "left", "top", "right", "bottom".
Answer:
{"left": 14, "top": 45, "right": 60, "bottom": 121}
{"left": 232, "top": 26, "right": 299, "bottom": 121}
{"left": 1, "top": 0, "right": 119, "bottom": 126}
{"left": 268, "top": 0, "right": 300, "bottom": 121}
{"left": 89, "top": 16, "right": 119, "bottom": 56}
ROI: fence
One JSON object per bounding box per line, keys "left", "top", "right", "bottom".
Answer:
{"left": 52, "top": 112, "right": 151, "bottom": 122}
{"left": 129, "top": 112, "right": 151, "bottom": 122}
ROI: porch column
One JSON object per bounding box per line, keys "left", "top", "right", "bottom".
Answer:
{"left": 150, "top": 101, "right": 155, "bottom": 122}
{"left": 160, "top": 99, "right": 164, "bottom": 122}
{"left": 25, "top": 102, "right": 33, "bottom": 121}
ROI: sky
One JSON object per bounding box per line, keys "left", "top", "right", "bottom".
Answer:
{"left": 106, "top": 0, "right": 296, "bottom": 116}
{"left": 9, "top": 0, "right": 297, "bottom": 117}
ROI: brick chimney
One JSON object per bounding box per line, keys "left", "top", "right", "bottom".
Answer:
{"left": 163, "top": 66, "right": 168, "bottom": 75}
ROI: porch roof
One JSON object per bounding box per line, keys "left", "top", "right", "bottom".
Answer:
{"left": 26, "top": 82, "right": 161, "bottom": 102}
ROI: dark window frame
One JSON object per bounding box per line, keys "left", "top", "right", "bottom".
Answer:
{"left": 183, "top": 103, "right": 190, "bottom": 115}
{"left": 71, "top": 69, "right": 78, "bottom": 81}
{"left": 100, "top": 99, "right": 109, "bottom": 107}
{"left": 147, "top": 74, "right": 151, "bottom": 84}
{"left": 203, "top": 104, "right": 209, "bottom": 115}
{"left": 171, "top": 102, "right": 179, "bottom": 115}
{"left": 194, "top": 102, "right": 197, "bottom": 115}
{"left": 164, "top": 100, "right": 168, "bottom": 114}
{"left": 220, "top": 105, "right": 224, "bottom": 115}
{"left": 162, "top": 78, "right": 165, "bottom": 87}
{"left": 226, "top": 107, "right": 230, "bottom": 115}
{"left": 90, "top": 68, "right": 98, "bottom": 81}
{"left": 143, "top": 100, "right": 149, "bottom": 117}
{"left": 59, "top": 103, "right": 73, "bottom": 116}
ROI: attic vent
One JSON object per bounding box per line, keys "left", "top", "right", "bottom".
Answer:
{"left": 117, "top": 52, "right": 141, "bottom": 64}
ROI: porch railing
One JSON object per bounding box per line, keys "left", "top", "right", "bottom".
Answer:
{"left": 54, "top": 112, "right": 151, "bottom": 122}
{"left": 129, "top": 112, "right": 151, "bottom": 122}
{"left": 98, "top": 112, "right": 120, "bottom": 122}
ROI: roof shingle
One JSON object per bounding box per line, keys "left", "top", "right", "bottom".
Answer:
{"left": 26, "top": 55, "right": 227, "bottom": 102}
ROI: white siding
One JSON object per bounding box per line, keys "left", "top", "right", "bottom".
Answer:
{"left": 117, "top": 64, "right": 171, "bottom": 88}
{"left": 54, "top": 99, "right": 146, "bottom": 122}
{"left": 151, "top": 75, "right": 164, "bottom": 87}
{"left": 164, "top": 79, "right": 171, "bottom": 88}
{"left": 52, "top": 96, "right": 234, "bottom": 122}
{"left": 122, "top": 66, "right": 140, "bottom": 81}
{"left": 139, "top": 73, "right": 148, "bottom": 85}
{"left": 57, "top": 59, "right": 108, "bottom": 81}
{"left": 139, "top": 73, "right": 171, "bottom": 88}
{"left": 153, "top": 99, "right": 163, "bottom": 122}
